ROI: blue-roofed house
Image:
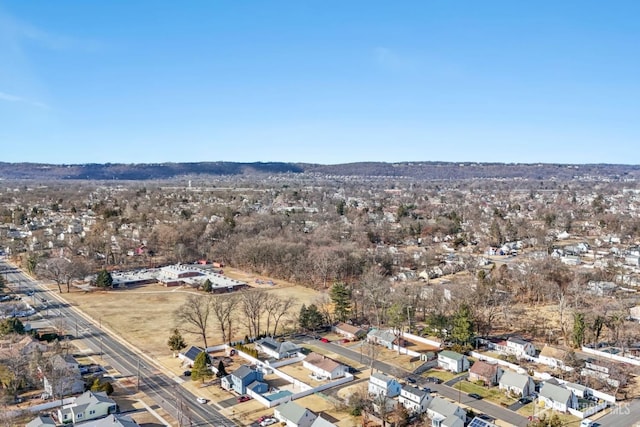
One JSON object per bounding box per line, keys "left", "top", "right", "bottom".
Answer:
{"left": 221, "top": 365, "right": 268, "bottom": 395}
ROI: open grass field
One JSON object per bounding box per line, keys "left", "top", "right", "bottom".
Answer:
{"left": 453, "top": 380, "right": 517, "bottom": 406}
{"left": 55, "top": 276, "right": 322, "bottom": 359}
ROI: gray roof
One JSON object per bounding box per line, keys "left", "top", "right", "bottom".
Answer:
{"left": 439, "top": 350, "right": 465, "bottom": 361}
{"left": 256, "top": 337, "right": 300, "bottom": 354}
{"left": 75, "top": 414, "right": 139, "bottom": 427}
{"left": 402, "top": 384, "right": 427, "bottom": 399}
{"left": 428, "top": 397, "right": 461, "bottom": 418}
{"left": 540, "top": 382, "right": 573, "bottom": 403}
{"left": 311, "top": 416, "right": 337, "bottom": 427}
{"left": 277, "top": 401, "right": 315, "bottom": 424}
{"left": 75, "top": 390, "right": 115, "bottom": 406}
{"left": 371, "top": 372, "right": 395, "bottom": 384}
{"left": 232, "top": 364, "right": 256, "bottom": 380}
{"left": 507, "top": 336, "right": 529, "bottom": 346}
{"left": 26, "top": 415, "right": 56, "bottom": 427}
{"left": 367, "top": 329, "right": 397, "bottom": 343}
{"left": 499, "top": 371, "right": 531, "bottom": 391}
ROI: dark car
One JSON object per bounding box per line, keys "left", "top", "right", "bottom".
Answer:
{"left": 406, "top": 377, "right": 417, "bottom": 384}
{"left": 183, "top": 370, "right": 191, "bottom": 377}
{"left": 468, "top": 393, "right": 483, "bottom": 400}
{"left": 425, "top": 377, "right": 442, "bottom": 384}
{"left": 518, "top": 396, "right": 533, "bottom": 404}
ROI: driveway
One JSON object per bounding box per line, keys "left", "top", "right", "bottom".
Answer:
{"left": 444, "top": 374, "right": 468, "bottom": 387}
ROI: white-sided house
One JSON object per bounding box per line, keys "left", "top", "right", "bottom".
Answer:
{"left": 426, "top": 397, "right": 465, "bottom": 427}
{"left": 26, "top": 415, "right": 56, "bottom": 427}
{"left": 42, "top": 354, "right": 85, "bottom": 399}
{"left": 74, "top": 414, "right": 139, "bottom": 427}
{"left": 275, "top": 401, "right": 317, "bottom": 427}
{"left": 302, "top": 352, "right": 347, "bottom": 380}
{"left": 505, "top": 337, "right": 536, "bottom": 358}
{"left": 366, "top": 329, "right": 397, "bottom": 349}
{"left": 368, "top": 372, "right": 401, "bottom": 398}
{"left": 309, "top": 416, "right": 337, "bottom": 427}
{"left": 437, "top": 350, "right": 469, "bottom": 373}
{"left": 255, "top": 337, "right": 301, "bottom": 360}
{"left": 539, "top": 382, "right": 578, "bottom": 412}
{"left": 57, "top": 391, "right": 117, "bottom": 425}
{"left": 539, "top": 345, "right": 567, "bottom": 369}
{"left": 498, "top": 371, "right": 535, "bottom": 397}
{"left": 399, "top": 384, "right": 432, "bottom": 414}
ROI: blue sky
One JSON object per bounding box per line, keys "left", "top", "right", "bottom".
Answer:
{"left": 1, "top": 1, "right": 639, "bottom": 165}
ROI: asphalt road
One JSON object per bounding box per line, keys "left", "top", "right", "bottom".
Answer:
{"left": 311, "top": 339, "right": 530, "bottom": 427}
{"left": 1, "top": 260, "right": 235, "bottom": 427}
{"left": 594, "top": 398, "right": 640, "bottom": 427}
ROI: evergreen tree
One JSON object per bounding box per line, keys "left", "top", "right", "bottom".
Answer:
{"left": 191, "top": 351, "right": 212, "bottom": 383}
{"left": 167, "top": 328, "right": 187, "bottom": 356}
{"left": 0, "top": 318, "right": 25, "bottom": 336}
{"left": 216, "top": 360, "right": 228, "bottom": 378}
{"left": 95, "top": 269, "right": 113, "bottom": 288}
{"left": 451, "top": 304, "right": 474, "bottom": 349}
{"left": 202, "top": 279, "right": 213, "bottom": 293}
{"left": 330, "top": 282, "right": 352, "bottom": 322}
{"left": 299, "top": 304, "right": 325, "bottom": 331}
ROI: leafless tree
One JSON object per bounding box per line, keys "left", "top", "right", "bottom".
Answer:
{"left": 240, "top": 289, "right": 266, "bottom": 338}
{"left": 210, "top": 294, "right": 239, "bottom": 343}
{"left": 174, "top": 294, "right": 212, "bottom": 349}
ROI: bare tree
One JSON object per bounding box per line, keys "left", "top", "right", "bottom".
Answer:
{"left": 210, "top": 294, "right": 239, "bottom": 343}
{"left": 174, "top": 294, "right": 212, "bottom": 349}
{"left": 269, "top": 296, "right": 295, "bottom": 336}
{"left": 240, "top": 289, "right": 266, "bottom": 338}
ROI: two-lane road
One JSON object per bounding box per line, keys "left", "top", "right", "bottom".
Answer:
{"left": 1, "top": 260, "right": 235, "bottom": 427}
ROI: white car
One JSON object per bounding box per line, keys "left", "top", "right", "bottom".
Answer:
{"left": 196, "top": 397, "right": 208, "bottom": 404}
{"left": 260, "top": 418, "right": 278, "bottom": 427}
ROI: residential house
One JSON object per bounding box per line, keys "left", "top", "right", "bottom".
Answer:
{"left": 498, "top": 371, "right": 535, "bottom": 397}
{"left": 368, "top": 372, "right": 401, "bottom": 398}
{"left": 398, "top": 384, "right": 432, "bottom": 414}
{"left": 539, "top": 382, "right": 578, "bottom": 412}
{"left": 468, "top": 416, "right": 498, "bottom": 427}
{"left": 366, "top": 329, "right": 398, "bottom": 349}
{"left": 539, "top": 345, "right": 567, "bottom": 369}
{"left": 255, "top": 337, "right": 301, "bottom": 360}
{"left": 437, "top": 350, "right": 469, "bottom": 373}
{"left": 333, "top": 322, "right": 367, "bottom": 340}
{"left": 426, "top": 397, "right": 465, "bottom": 427}
{"left": 586, "top": 281, "right": 617, "bottom": 297}
{"left": 274, "top": 401, "right": 317, "bottom": 427}
{"left": 57, "top": 391, "right": 117, "bottom": 425}
{"left": 302, "top": 353, "right": 347, "bottom": 380}
{"left": 505, "top": 337, "right": 536, "bottom": 358}
{"left": 178, "top": 345, "right": 205, "bottom": 367}
{"left": 468, "top": 360, "right": 501, "bottom": 386}
{"left": 42, "top": 354, "right": 85, "bottom": 398}
{"left": 310, "top": 416, "right": 337, "bottom": 427}
{"left": 75, "top": 414, "right": 139, "bottom": 427}
{"left": 26, "top": 415, "right": 56, "bottom": 427}
{"left": 221, "top": 365, "right": 268, "bottom": 395}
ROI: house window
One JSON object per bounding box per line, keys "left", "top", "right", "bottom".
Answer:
{"left": 77, "top": 414, "right": 83, "bottom": 419}
{"left": 89, "top": 410, "right": 95, "bottom": 415}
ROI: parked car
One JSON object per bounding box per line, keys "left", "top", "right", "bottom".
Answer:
{"left": 320, "top": 338, "right": 329, "bottom": 343}
{"left": 580, "top": 419, "right": 594, "bottom": 427}
{"left": 183, "top": 370, "right": 191, "bottom": 377}
{"left": 406, "top": 377, "right": 417, "bottom": 384}
{"left": 260, "top": 418, "right": 278, "bottom": 427}
{"left": 468, "top": 393, "right": 483, "bottom": 400}
{"left": 237, "top": 395, "right": 251, "bottom": 402}
{"left": 196, "top": 397, "right": 208, "bottom": 404}
{"left": 518, "top": 396, "right": 532, "bottom": 404}
{"left": 425, "top": 377, "right": 442, "bottom": 384}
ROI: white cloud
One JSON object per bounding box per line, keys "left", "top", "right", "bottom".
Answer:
{"left": 0, "top": 91, "right": 49, "bottom": 109}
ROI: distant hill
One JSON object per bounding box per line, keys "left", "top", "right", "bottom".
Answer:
{"left": 0, "top": 161, "right": 638, "bottom": 181}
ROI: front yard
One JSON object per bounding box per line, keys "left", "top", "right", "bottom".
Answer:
{"left": 453, "top": 381, "right": 517, "bottom": 407}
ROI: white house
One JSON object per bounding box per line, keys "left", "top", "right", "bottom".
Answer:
{"left": 302, "top": 353, "right": 347, "bottom": 380}
{"left": 426, "top": 397, "right": 465, "bottom": 427}
{"left": 437, "top": 350, "right": 469, "bottom": 373}
{"left": 498, "top": 371, "right": 535, "bottom": 397}
{"left": 505, "top": 337, "right": 536, "bottom": 357}
{"left": 539, "top": 382, "right": 578, "bottom": 412}
{"left": 399, "top": 384, "right": 432, "bottom": 414}
{"left": 368, "top": 373, "right": 401, "bottom": 398}
{"left": 539, "top": 345, "right": 567, "bottom": 369}
{"left": 57, "top": 391, "right": 117, "bottom": 425}
{"left": 255, "top": 337, "right": 301, "bottom": 360}
{"left": 275, "top": 401, "right": 317, "bottom": 427}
